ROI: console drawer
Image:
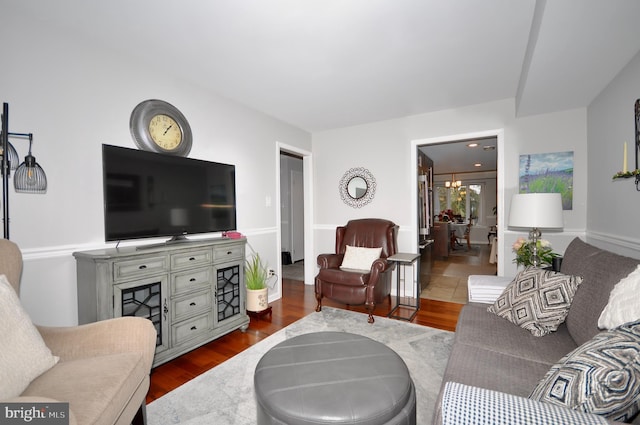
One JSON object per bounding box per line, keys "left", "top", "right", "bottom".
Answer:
{"left": 213, "top": 245, "right": 244, "bottom": 261}
{"left": 171, "top": 249, "right": 212, "bottom": 270}
{"left": 172, "top": 311, "right": 213, "bottom": 345}
{"left": 171, "top": 267, "right": 213, "bottom": 295}
{"left": 113, "top": 256, "right": 168, "bottom": 282}
{"left": 172, "top": 289, "right": 212, "bottom": 321}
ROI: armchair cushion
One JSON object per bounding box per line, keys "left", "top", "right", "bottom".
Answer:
{"left": 340, "top": 245, "right": 382, "bottom": 271}
{"left": 0, "top": 274, "right": 59, "bottom": 399}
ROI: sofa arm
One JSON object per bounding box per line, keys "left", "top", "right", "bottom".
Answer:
{"left": 37, "top": 316, "right": 156, "bottom": 371}
{"left": 439, "top": 382, "right": 617, "bottom": 425}
{"left": 467, "top": 275, "right": 513, "bottom": 304}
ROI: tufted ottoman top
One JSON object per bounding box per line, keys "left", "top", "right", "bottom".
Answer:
{"left": 254, "top": 331, "right": 415, "bottom": 425}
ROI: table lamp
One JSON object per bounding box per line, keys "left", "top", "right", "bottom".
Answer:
{"left": 508, "top": 193, "right": 563, "bottom": 267}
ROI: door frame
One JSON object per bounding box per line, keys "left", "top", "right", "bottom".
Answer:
{"left": 276, "top": 142, "right": 314, "bottom": 288}
{"left": 410, "top": 129, "right": 505, "bottom": 276}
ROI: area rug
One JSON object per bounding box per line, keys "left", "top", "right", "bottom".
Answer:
{"left": 147, "top": 307, "right": 454, "bottom": 425}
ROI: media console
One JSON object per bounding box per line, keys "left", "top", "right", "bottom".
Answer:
{"left": 73, "top": 237, "right": 249, "bottom": 367}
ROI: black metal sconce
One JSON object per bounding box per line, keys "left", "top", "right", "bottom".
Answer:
{"left": 1, "top": 102, "right": 48, "bottom": 239}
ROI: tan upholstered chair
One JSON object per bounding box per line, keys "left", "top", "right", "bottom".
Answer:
{"left": 0, "top": 239, "right": 156, "bottom": 425}
{"left": 315, "top": 219, "right": 398, "bottom": 323}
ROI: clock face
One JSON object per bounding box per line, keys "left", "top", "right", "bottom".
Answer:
{"left": 149, "top": 114, "right": 183, "bottom": 150}
{"left": 130, "top": 99, "right": 192, "bottom": 157}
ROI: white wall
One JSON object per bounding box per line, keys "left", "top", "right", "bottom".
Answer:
{"left": 587, "top": 50, "right": 640, "bottom": 258}
{"left": 312, "top": 99, "right": 589, "bottom": 278}
{"left": 1, "top": 9, "right": 311, "bottom": 325}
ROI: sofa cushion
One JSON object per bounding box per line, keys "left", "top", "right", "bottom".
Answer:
{"left": 529, "top": 321, "right": 640, "bottom": 421}
{"left": 442, "top": 341, "right": 554, "bottom": 397}
{"left": 562, "top": 238, "right": 640, "bottom": 346}
{"left": 487, "top": 267, "right": 583, "bottom": 337}
{"left": 456, "top": 303, "right": 578, "bottom": 364}
{"left": 22, "top": 352, "right": 147, "bottom": 425}
{"left": 599, "top": 265, "right": 640, "bottom": 330}
{"left": 0, "top": 274, "right": 59, "bottom": 399}
{"left": 340, "top": 245, "right": 382, "bottom": 271}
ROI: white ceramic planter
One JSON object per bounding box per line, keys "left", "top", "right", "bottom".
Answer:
{"left": 246, "top": 287, "right": 268, "bottom": 312}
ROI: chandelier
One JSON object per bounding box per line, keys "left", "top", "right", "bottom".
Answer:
{"left": 445, "top": 174, "right": 462, "bottom": 188}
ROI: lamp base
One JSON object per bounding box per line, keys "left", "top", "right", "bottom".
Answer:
{"left": 529, "top": 227, "right": 542, "bottom": 268}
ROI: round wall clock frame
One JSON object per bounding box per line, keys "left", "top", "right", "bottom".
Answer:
{"left": 130, "top": 99, "right": 193, "bottom": 157}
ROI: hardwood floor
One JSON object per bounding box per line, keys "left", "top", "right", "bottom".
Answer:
{"left": 146, "top": 279, "right": 463, "bottom": 403}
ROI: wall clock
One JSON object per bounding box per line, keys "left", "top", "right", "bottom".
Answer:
{"left": 130, "top": 99, "right": 192, "bottom": 156}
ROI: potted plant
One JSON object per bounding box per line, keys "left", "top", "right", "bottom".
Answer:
{"left": 512, "top": 237, "right": 559, "bottom": 268}
{"left": 245, "top": 253, "right": 269, "bottom": 312}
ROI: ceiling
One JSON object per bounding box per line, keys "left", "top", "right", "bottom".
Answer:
{"left": 422, "top": 137, "right": 498, "bottom": 177}
{"left": 6, "top": 0, "right": 640, "bottom": 137}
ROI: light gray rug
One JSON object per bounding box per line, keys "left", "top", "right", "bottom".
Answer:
{"left": 147, "top": 307, "right": 454, "bottom": 425}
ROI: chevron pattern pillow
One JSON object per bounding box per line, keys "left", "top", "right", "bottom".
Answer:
{"left": 529, "top": 321, "right": 640, "bottom": 421}
{"left": 488, "top": 266, "right": 583, "bottom": 337}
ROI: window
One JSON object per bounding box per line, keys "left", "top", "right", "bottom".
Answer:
{"left": 436, "top": 183, "right": 484, "bottom": 224}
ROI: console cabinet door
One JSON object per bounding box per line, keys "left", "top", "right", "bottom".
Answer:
{"left": 114, "top": 276, "right": 170, "bottom": 354}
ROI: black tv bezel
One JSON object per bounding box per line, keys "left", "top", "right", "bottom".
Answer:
{"left": 101, "top": 144, "right": 237, "bottom": 243}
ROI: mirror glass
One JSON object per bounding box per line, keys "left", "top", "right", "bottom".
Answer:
{"left": 339, "top": 167, "right": 376, "bottom": 208}
{"left": 347, "top": 176, "right": 368, "bottom": 199}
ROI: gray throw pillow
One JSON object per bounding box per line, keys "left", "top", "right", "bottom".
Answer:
{"left": 529, "top": 321, "right": 640, "bottom": 421}
{"left": 488, "top": 266, "right": 583, "bottom": 337}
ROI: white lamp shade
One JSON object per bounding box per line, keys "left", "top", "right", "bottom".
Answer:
{"left": 508, "top": 193, "right": 563, "bottom": 229}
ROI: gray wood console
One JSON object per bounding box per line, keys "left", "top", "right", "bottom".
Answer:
{"left": 73, "top": 238, "right": 249, "bottom": 367}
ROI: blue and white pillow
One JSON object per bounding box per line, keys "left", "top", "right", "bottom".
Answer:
{"left": 529, "top": 320, "right": 640, "bottom": 421}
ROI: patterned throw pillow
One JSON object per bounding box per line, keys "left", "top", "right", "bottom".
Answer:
{"left": 487, "top": 266, "right": 583, "bottom": 337}
{"left": 529, "top": 321, "right": 640, "bottom": 421}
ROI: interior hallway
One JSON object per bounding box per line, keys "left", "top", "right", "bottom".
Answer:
{"left": 421, "top": 243, "right": 497, "bottom": 304}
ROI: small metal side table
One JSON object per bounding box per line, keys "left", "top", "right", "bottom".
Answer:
{"left": 387, "top": 252, "right": 421, "bottom": 321}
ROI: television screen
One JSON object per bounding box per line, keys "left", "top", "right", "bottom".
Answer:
{"left": 102, "top": 144, "right": 237, "bottom": 242}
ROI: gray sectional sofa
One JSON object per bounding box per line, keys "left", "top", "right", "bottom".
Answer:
{"left": 434, "top": 237, "right": 640, "bottom": 424}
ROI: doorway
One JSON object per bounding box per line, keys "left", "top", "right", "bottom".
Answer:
{"left": 280, "top": 152, "right": 304, "bottom": 267}
{"left": 411, "top": 130, "right": 505, "bottom": 303}
{"left": 276, "top": 143, "right": 313, "bottom": 289}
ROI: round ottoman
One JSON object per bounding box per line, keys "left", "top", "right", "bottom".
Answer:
{"left": 254, "top": 331, "right": 416, "bottom": 425}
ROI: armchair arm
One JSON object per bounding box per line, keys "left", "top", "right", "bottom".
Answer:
{"left": 317, "top": 253, "right": 344, "bottom": 269}
{"left": 37, "top": 316, "right": 156, "bottom": 371}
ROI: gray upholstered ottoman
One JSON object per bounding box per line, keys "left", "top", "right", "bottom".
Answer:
{"left": 254, "top": 331, "right": 416, "bottom": 425}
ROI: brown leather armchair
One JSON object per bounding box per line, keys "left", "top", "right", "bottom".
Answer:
{"left": 315, "top": 218, "right": 398, "bottom": 323}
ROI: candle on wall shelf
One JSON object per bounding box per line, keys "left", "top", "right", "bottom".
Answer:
{"left": 624, "top": 142, "right": 628, "bottom": 173}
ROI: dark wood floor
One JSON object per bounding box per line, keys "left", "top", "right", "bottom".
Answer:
{"left": 146, "top": 279, "right": 463, "bottom": 403}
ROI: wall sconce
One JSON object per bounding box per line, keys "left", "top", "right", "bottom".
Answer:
{"left": 445, "top": 174, "right": 462, "bottom": 188}
{"left": 1, "top": 102, "right": 48, "bottom": 239}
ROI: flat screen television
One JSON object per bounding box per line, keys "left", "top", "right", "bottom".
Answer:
{"left": 102, "top": 144, "right": 237, "bottom": 242}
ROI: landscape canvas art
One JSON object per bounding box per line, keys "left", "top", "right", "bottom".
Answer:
{"left": 519, "top": 151, "right": 573, "bottom": 210}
